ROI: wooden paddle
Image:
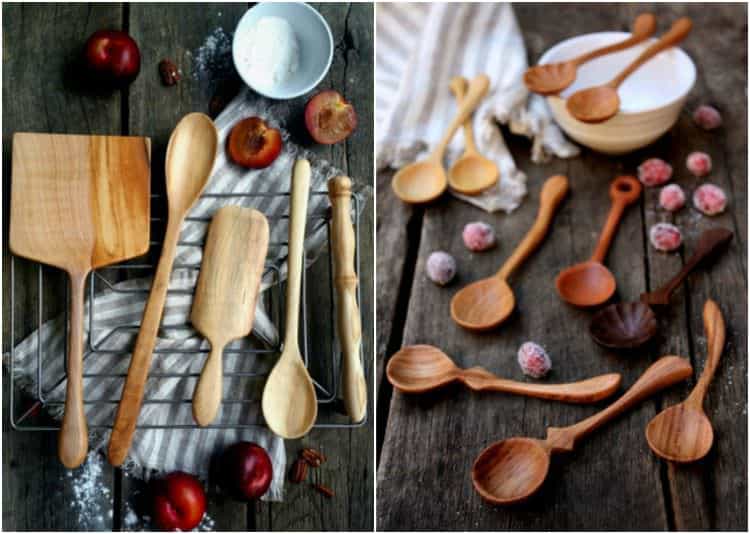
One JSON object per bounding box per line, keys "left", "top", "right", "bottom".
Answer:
{"left": 9, "top": 132, "right": 151, "bottom": 468}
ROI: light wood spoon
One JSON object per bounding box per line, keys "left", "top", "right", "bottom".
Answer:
{"left": 108, "top": 113, "right": 218, "bottom": 466}
{"left": 391, "top": 74, "right": 490, "bottom": 204}
{"left": 387, "top": 345, "right": 621, "bottom": 403}
{"left": 524, "top": 13, "right": 657, "bottom": 95}
{"left": 451, "top": 175, "right": 569, "bottom": 331}
{"left": 566, "top": 18, "right": 692, "bottom": 123}
{"left": 472, "top": 355, "right": 693, "bottom": 505}
{"left": 645, "top": 300, "right": 725, "bottom": 463}
{"left": 261, "top": 159, "right": 318, "bottom": 439}
{"left": 447, "top": 76, "right": 499, "bottom": 195}
{"left": 190, "top": 206, "right": 269, "bottom": 427}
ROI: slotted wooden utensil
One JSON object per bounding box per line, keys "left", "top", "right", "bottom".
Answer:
{"left": 190, "top": 206, "right": 269, "bottom": 426}
{"left": 10, "top": 132, "right": 151, "bottom": 468}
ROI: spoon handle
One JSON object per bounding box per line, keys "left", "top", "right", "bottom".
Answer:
{"left": 497, "top": 175, "right": 569, "bottom": 280}
{"left": 284, "top": 159, "right": 311, "bottom": 347}
{"left": 449, "top": 77, "right": 478, "bottom": 153}
{"left": 608, "top": 18, "right": 692, "bottom": 89}
{"left": 573, "top": 13, "right": 657, "bottom": 66}
{"left": 590, "top": 176, "right": 641, "bottom": 263}
{"left": 460, "top": 368, "right": 621, "bottom": 403}
{"left": 686, "top": 300, "right": 725, "bottom": 407}
{"left": 192, "top": 342, "right": 225, "bottom": 426}
{"left": 545, "top": 356, "right": 693, "bottom": 453}
{"left": 432, "top": 74, "right": 489, "bottom": 160}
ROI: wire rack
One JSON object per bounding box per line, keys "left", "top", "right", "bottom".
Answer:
{"left": 9, "top": 190, "right": 367, "bottom": 431}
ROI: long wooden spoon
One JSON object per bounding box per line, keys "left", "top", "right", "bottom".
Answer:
{"left": 391, "top": 74, "right": 490, "bottom": 204}
{"left": 387, "top": 345, "right": 621, "bottom": 403}
{"left": 645, "top": 300, "right": 725, "bottom": 462}
{"left": 524, "top": 13, "right": 657, "bottom": 95}
{"left": 108, "top": 113, "right": 218, "bottom": 466}
{"left": 447, "top": 77, "right": 499, "bottom": 195}
{"left": 566, "top": 18, "right": 692, "bottom": 123}
{"left": 451, "top": 175, "right": 569, "bottom": 331}
{"left": 472, "top": 355, "right": 693, "bottom": 505}
{"left": 556, "top": 176, "right": 641, "bottom": 307}
{"left": 261, "top": 159, "right": 318, "bottom": 439}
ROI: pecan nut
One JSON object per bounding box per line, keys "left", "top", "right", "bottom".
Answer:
{"left": 300, "top": 447, "right": 326, "bottom": 467}
{"left": 159, "top": 58, "right": 181, "bottom": 86}
{"left": 313, "top": 483, "right": 334, "bottom": 498}
{"left": 289, "top": 458, "right": 308, "bottom": 483}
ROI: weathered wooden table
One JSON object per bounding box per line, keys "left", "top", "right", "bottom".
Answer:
{"left": 2, "top": 3, "right": 373, "bottom": 530}
{"left": 377, "top": 4, "right": 746, "bottom": 530}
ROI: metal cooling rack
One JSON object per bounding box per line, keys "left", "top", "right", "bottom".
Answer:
{"left": 9, "top": 190, "right": 367, "bottom": 431}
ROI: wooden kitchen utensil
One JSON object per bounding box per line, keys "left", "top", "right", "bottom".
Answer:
{"left": 391, "top": 74, "right": 490, "bottom": 204}
{"left": 451, "top": 175, "right": 569, "bottom": 331}
{"left": 472, "top": 355, "right": 693, "bottom": 505}
{"left": 10, "top": 132, "right": 150, "bottom": 468}
{"left": 645, "top": 300, "right": 725, "bottom": 462}
{"left": 328, "top": 176, "right": 367, "bottom": 423}
{"left": 590, "top": 228, "right": 733, "bottom": 348}
{"left": 190, "top": 206, "right": 269, "bottom": 426}
{"left": 566, "top": 18, "right": 692, "bottom": 123}
{"left": 261, "top": 159, "right": 318, "bottom": 439}
{"left": 108, "top": 113, "right": 218, "bottom": 466}
{"left": 556, "top": 176, "right": 641, "bottom": 307}
{"left": 524, "top": 13, "right": 657, "bottom": 95}
{"left": 447, "top": 76, "right": 499, "bottom": 195}
{"left": 387, "top": 345, "right": 621, "bottom": 403}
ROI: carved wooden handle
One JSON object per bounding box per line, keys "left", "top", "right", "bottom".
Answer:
{"left": 328, "top": 176, "right": 367, "bottom": 423}
{"left": 590, "top": 176, "right": 641, "bottom": 263}
{"left": 574, "top": 13, "right": 657, "bottom": 65}
{"left": 687, "top": 299, "right": 725, "bottom": 407}
{"left": 449, "top": 77, "right": 478, "bottom": 153}
{"left": 432, "top": 74, "right": 490, "bottom": 160}
{"left": 192, "top": 344, "right": 225, "bottom": 426}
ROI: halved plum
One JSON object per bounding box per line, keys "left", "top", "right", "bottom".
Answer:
{"left": 304, "top": 90, "right": 357, "bottom": 145}
{"left": 227, "top": 117, "right": 282, "bottom": 169}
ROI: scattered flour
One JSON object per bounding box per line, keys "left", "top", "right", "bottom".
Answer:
{"left": 65, "top": 451, "right": 111, "bottom": 530}
{"left": 191, "top": 27, "right": 235, "bottom": 82}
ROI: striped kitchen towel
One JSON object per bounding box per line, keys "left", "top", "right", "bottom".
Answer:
{"left": 7, "top": 86, "right": 370, "bottom": 502}
{"left": 376, "top": 2, "right": 579, "bottom": 213}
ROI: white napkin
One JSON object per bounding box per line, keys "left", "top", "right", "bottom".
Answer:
{"left": 376, "top": 2, "right": 579, "bottom": 213}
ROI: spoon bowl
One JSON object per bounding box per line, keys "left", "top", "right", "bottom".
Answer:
{"left": 566, "top": 86, "right": 619, "bottom": 124}
{"left": 556, "top": 260, "right": 616, "bottom": 307}
{"left": 451, "top": 277, "right": 515, "bottom": 332}
{"left": 386, "top": 345, "right": 459, "bottom": 393}
{"left": 646, "top": 404, "right": 714, "bottom": 462}
{"left": 391, "top": 160, "right": 447, "bottom": 204}
{"left": 449, "top": 155, "right": 498, "bottom": 195}
{"left": 589, "top": 301, "right": 657, "bottom": 349}
{"left": 262, "top": 354, "right": 318, "bottom": 438}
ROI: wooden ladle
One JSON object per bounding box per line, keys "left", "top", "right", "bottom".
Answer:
{"left": 387, "top": 345, "right": 621, "bottom": 403}
{"left": 566, "top": 18, "right": 692, "bottom": 123}
{"left": 108, "top": 113, "right": 218, "bottom": 467}
{"left": 590, "top": 228, "right": 733, "bottom": 349}
{"left": 447, "top": 76, "right": 499, "bottom": 195}
{"left": 524, "top": 13, "right": 657, "bottom": 95}
{"left": 391, "top": 74, "right": 490, "bottom": 204}
{"left": 645, "top": 300, "right": 725, "bottom": 463}
{"left": 472, "top": 355, "right": 693, "bottom": 505}
{"left": 555, "top": 176, "right": 641, "bottom": 307}
{"left": 451, "top": 175, "right": 569, "bottom": 331}
{"left": 261, "top": 159, "right": 318, "bottom": 439}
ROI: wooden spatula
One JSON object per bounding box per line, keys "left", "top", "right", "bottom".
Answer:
{"left": 190, "top": 206, "right": 269, "bottom": 426}
{"left": 9, "top": 132, "right": 150, "bottom": 468}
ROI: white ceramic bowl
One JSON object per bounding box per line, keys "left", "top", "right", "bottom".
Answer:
{"left": 540, "top": 32, "right": 696, "bottom": 154}
{"left": 232, "top": 2, "right": 333, "bottom": 100}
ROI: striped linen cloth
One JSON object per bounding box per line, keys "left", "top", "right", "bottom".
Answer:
{"left": 376, "top": 2, "right": 579, "bottom": 213}
{"left": 7, "top": 87, "right": 370, "bottom": 501}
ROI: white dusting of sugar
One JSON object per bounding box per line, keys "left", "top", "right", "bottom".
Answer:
{"left": 65, "top": 451, "right": 111, "bottom": 530}
{"left": 236, "top": 16, "right": 299, "bottom": 91}
{"left": 192, "top": 27, "right": 234, "bottom": 82}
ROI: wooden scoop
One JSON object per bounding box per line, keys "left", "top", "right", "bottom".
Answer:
{"left": 10, "top": 133, "right": 151, "bottom": 468}
{"left": 190, "top": 206, "right": 269, "bottom": 426}
{"left": 387, "top": 345, "right": 621, "bottom": 403}
{"left": 472, "top": 355, "right": 693, "bottom": 505}
{"left": 391, "top": 74, "right": 490, "bottom": 204}
{"left": 451, "top": 175, "right": 569, "bottom": 331}
{"left": 645, "top": 300, "right": 725, "bottom": 462}
{"left": 447, "top": 77, "right": 499, "bottom": 195}
{"left": 556, "top": 176, "right": 641, "bottom": 307}
{"left": 108, "top": 113, "right": 218, "bottom": 466}
{"left": 590, "top": 228, "right": 733, "bottom": 349}
{"left": 524, "top": 13, "right": 657, "bottom": 95}
{"left": 566, "top": 18, "right": 692, "bottom": 123}
{"left": 261, "top": 159, "right": 318, "bottom": 439}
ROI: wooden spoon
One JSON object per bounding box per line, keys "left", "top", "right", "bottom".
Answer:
{"left": 566, "top": 18, "right": 692, "bottom": 123}
{"left": 645, "top": 300, "right": 725, "bottom": 462}
{"left": 190, "top": 206, "right": 269, "bottom": 426}
{"left": 261, "top": 159, "right": 318, "bottom": 439}
{"left": 387, "top": 345, "right": 621, "bottom": 403}
{"left": 590, "top": 228, "right": 733, "bottom": 349}
{"left": 451, "top": 175, "right": 569, "bottom": 331}
{"left": 472, "top": 355, "right": 693, "bottom": 505}
{"left": 391, "top": 74, "right": 490, "bottom": 204}
{"left": 524, "top": 13, "right": 657, "bottom": 95}
{"left": 555, "top": 176, "right": 641, "bottom": 307}
{"left": 108, "top": 113, "right": 218, "bottom": 466}
{"left": 447, "top": 76, "right": 499, "bottom": 195}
